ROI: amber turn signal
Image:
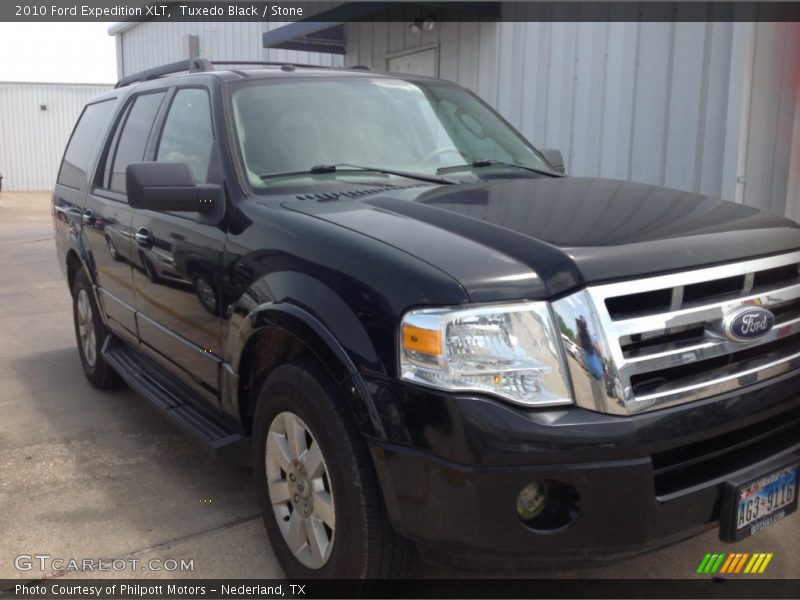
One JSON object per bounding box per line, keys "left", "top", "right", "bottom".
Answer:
{"left": 402, "top": 325, "right": 442, "bottom": 356}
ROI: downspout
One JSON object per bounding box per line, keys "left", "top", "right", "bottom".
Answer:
{"left": 114, "top": 33, "right": 125, "bottom": 80}
{"left": 734, "top": 22, "right": 757, "bottom": 205}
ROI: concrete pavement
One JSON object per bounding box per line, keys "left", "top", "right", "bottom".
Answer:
{"left": 1, "top": 192, "right": 797, "bottom": 581}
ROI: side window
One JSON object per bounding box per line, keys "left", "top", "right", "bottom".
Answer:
{"left": 105, "top": 92, "right": 166, "bottom": 194}
{"left": 156, "top": 88, "right": 214, "bottom": 183}
{"left": 57, "top": 99, "right": 115, "bottom": 189}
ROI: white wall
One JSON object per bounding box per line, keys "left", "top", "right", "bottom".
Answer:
{"left": 345, "top": 14, "right": 800, "bottom": 218}
{"left": 0, "top": 82, "right": 112, "bottom": 192}
{"left": 743, "top": 22, "right": 800, "bottom": 217}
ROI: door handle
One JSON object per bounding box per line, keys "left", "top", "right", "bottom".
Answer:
{"left": 135, "top": 227, "right": 153, "bottom": 248}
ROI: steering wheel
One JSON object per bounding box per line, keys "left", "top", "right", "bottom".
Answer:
{"left": 423, "top": 147, "right": 463, "bottom": 164}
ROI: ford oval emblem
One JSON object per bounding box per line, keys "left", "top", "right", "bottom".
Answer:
{"left": 723, "top": 306, "right": 775, "bottom": 343}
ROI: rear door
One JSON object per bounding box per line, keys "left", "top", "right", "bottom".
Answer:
{"left": 130, "top": 86, "right": 226, "bottom": 395}
{"left": 82, "top": 90, "right": 167, "bottom": 342}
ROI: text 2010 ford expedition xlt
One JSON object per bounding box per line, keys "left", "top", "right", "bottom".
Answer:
{"left": 53, "top": 58, "right": 799, "bottom": 578}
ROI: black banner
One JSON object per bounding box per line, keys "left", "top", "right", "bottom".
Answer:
{"left": 2, "top": 1, "right": 800, "bottom": 23}
{"left": 2, "top": 579, "right": 800, "bottom": 599}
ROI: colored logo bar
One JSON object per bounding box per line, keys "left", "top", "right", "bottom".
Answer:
{"left": 696, "top": 553, "right": 774, "bottom": 574}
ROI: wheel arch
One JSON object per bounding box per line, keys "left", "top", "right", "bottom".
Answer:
{"left": 66, "top": 249, "right": 84, "bottom": 291}
{"left": 234, "top": 304, "right": 385, "bottom": 441}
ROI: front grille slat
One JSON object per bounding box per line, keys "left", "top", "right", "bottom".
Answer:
{"left": 623, "top": 314, "right": 800, "bottom": 375}
{"left": 571, "top": 251, "right": 800, "bottom": 414}
{"left": 633, "top": 342, "right": 800, "bottom": 404}
{"left": 610, "top": 282, "right": 800, "bottom": 337}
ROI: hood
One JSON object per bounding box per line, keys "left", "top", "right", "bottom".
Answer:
{"left": 282, "top": 177, "right": 800, "bottom": 302}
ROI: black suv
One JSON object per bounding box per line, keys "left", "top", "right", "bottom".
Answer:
{"left": 53, "top": 58, "right": 799, "bottom": 578}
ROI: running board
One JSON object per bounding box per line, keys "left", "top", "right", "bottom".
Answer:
{"left": 102, "top": 336, "right": 250, "bottom": 464}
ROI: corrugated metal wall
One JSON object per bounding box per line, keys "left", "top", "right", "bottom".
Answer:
{"left": 745, "top": 22, "right": 800, "bottom": 218}
{"left": 116, "top": 9, "right": 345, "bottom": 77}
{"left": 0, "top": 82, "right": 112, "bottom": 192}
{"left": 345, "top": 14, "right": 800, "bottom": 217}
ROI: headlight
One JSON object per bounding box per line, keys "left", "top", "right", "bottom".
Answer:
{"left": 399, "top": 302, "right": 573, "bottom": 407}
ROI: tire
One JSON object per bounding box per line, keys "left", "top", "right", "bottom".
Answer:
{"left": 71, "top": 268, "right": 122, "bottom": 389}
{"left": 252, "top": 361, "right": 413, "bottom": 580}
{"left": 141, "top": 254, "right": 160, "bottom": 283}
{"left": 105, "top": 235, "right": 122, "bottom": 262}
{"left": 191, "top": 271, "right": 218, "bottom": 315}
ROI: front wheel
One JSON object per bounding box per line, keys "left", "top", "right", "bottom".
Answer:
{"left": 252, "top": 362, "right": 413, "bottom": 579}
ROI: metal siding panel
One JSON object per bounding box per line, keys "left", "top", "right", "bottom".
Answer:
{"left": 457, "top": 21, "right": 480, "bottom": 93}
{"left": 630, "top": 22, "right": 673, "bottom": 186}
{"left": 697, "top": 21, "right": 734, "bottom": 198}
{"left": 0, "top": 83, "right": 112, "bottom": 192}
{"left": 721, "top": 22, "right": 751, "bottom": 203}
{"left": 520, "top": 21, "right": 551, "bottom": 149}
{"left": 664, "top": 20, "right": 708, "bottom": 192}
{"left": 787, "top": 87, "right": 800, "bottom": 223}
{"left": 438, "top": 16, "right": 460, "bottom": 83}
{"left": 387, "top": 7, "right": 405, "bottom": 55}
{"left": 544, "top": 21, "right": 578, "bottom": 159}
{"left": 599, "top": 21, "right": 638, "bottom": 180}
{"left": 744, "top": 23, "right": 788, "bottom": 213}
{"left": 768, "top": 23, "right": 800, "bottom": 217}
{"left": 477, "top": 21, "right": 499, "bottom": 107}
{"left": 344, "top": 22, "right": 359, "bottom": 66}
{"left": 570, "top": 22, "right": 609, "bottom": 176}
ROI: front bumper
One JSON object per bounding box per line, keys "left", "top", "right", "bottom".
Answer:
{"left": 363, "top": 370, "right": 800, "bottom": 569}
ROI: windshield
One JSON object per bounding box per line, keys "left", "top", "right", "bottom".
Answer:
{"left": 229, "top": 76, "right": 553, "bottom": 189}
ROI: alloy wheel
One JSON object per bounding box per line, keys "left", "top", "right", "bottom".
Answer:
{"left": 193, "top": 275, "right": 217, "bottom": 312}
{"left": 266, "top": 411, "right": 335, "bottom": 569}
{"left": 76, "top": 289, "right": 96, "bottom": 367}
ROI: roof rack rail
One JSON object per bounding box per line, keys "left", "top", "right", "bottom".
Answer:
{"left": 209, "top": 60, "right": 335, "bottom": 70}
{"left": 115, "top": 59, "right": 370, "bottom": 89}
{"left": 114, "top": 58, "right": 214, "bottom": 88}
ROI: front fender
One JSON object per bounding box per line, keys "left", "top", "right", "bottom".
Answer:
{"left": 226, "top": 273, "right": 388, "bottom": 438}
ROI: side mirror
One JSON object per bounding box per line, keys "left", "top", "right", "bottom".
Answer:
{"left": 126, "top": 162, "right": 220, "bottom": 213}
{"left": 540, "top": 149, "right": 565, "bottom": 174}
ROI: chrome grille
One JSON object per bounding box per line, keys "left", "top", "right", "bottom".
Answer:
{"left": 552, "top": 251, "right": 800, "bottom": 415}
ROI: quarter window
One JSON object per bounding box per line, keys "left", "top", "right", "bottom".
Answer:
{"left": 57, "top": 99, "right": 115, "bottom": 189}
{"left": 156, "top": 89, "right": 214, "bottom": 183}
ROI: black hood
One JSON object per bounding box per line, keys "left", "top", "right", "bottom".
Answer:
{"left": 283, "top": 177, "right": 800, "bottom": 302}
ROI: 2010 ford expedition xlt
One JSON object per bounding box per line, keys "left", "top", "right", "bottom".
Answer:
{"left": 53, "top": 58, "right": 799, "bottom": 579}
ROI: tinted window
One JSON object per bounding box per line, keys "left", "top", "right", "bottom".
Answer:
{"left": 156, "top": 89, "right": 214, "bottom": 183}
{"left": 57, "top": 99, "right": 115, "bottom": 189}
{"left": 107, "top": 92, "right": 165, "bottom": 193}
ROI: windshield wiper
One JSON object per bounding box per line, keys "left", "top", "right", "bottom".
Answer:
{"left": 260, "top": 163, "right": 455, "bottom": 185}
{"left": 436, "top": 159, "right": 559, "bottom": 177}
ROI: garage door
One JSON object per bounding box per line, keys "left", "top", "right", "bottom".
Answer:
{"left": 387, "top": 48, "right": 438, "bottom": 78}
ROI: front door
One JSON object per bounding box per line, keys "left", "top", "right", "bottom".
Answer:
{"left": 130, "top": 87, "right": 226, "bottom": 394}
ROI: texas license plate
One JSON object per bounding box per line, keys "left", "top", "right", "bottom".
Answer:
{"left": 721, "top": 462, "right": 798, "bottom": 542}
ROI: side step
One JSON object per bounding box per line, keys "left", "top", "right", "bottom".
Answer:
{"left": 102, "top": 336, "right": 250, "bottom": 464}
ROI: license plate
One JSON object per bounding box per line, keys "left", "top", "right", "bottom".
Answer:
{"left": 720, "top": 462, "right": 798, "bottom": 542}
